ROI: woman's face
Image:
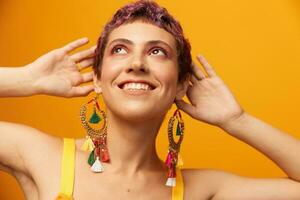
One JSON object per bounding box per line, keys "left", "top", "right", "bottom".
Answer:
{"left": 95, "top": 21, "right": 185, "bottom": 122}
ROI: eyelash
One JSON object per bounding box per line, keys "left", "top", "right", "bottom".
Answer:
{"left": 149, "top": 47, "right": 168, "bottom": 56}
{"left": 111, "top": 45, "right": 127, "bottom": 54}
{"left": 111, "top": 45, "right": 168, "bottom": 57}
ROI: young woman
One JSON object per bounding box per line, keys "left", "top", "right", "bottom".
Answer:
{"left": 1, "top": 1, "right": 300, "bottom": 199}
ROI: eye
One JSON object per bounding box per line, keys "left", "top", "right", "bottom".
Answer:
{"left": 150, "top": 48, "right": 167, "bottom": 56}
{"left": 112, "top": 46, "right": 127, "bottom": 55}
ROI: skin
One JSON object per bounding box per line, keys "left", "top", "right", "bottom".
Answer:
{"left": 93, "top": 21, "right": 189, "bottom": 176}
{"left": 1, "top": 21, "right": 300, "bottom": 200}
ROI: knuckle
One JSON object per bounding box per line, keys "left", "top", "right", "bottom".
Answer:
{"left": 51, "top": 49, "right": 62, "bottom": 56}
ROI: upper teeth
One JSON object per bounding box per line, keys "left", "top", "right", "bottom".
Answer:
{"left": 123, "top": 83, "right": 151, "bottom": 90}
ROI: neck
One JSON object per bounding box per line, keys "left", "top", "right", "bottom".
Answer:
{"left": 105, "top": 109, "right": 166, "bottom": 176}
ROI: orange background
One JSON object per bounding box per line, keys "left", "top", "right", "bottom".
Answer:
{"left": 0, "top": 0, "right": 300, "bottom": 199}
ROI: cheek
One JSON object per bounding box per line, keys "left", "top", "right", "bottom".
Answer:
{"left": 151, "top": 59, "right": 179, "bottom": 87}
{"left": 100, "top": 57, "right": 123, "bottom": 84}
{"left": 151, "top": 61, "right": 179, "bottom": 101}
{"left": 159, "top": 68, "right": 177, "bottom": 86}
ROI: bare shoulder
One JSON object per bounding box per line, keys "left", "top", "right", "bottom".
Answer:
{"left": 0, "top": 121, "right": 62, "bottom": 179}
{"left": 182, "top": 168, "right": 300, "bottom": 200}
{"left": 181, "top": 168, "right": 223, "bottom": 199}
{"left": 182, "top": 168, "right": 240, "bottom": 197}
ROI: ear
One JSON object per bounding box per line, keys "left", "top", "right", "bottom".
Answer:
{"left": 93, "top": 72, "right": 102, "bottom": 93}
{"left": 175, "top": 74, "right": 190, "bottom": 101}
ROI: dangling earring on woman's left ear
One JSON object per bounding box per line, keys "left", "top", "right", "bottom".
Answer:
{"left": 165, "top": 105, "right": 184, "bottom": 187}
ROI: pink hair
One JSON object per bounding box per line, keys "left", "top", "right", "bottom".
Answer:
{"left": 93, "top": 0, "right": 192, "bottom": 82}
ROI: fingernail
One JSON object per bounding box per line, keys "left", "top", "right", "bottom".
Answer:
{"left": 82, "top": 37, "right": 89, "bottom": 42}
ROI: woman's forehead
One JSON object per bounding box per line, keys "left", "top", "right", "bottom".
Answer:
{"left": 106, "top": 21, "right": 177, "bottom": 49}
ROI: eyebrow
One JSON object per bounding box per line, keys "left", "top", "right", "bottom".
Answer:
{"left": 107, "top": 38, "right": 174, "bottom": 51}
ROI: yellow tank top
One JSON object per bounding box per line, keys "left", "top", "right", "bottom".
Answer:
{"left": 55, "top": 138, "right": 184, "bottom": 200}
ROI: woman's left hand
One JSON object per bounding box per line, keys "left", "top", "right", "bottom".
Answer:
{"left": 176, "top": 55, "right": 245, "bottom": 128}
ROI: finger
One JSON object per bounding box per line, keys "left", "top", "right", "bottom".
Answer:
{"left": 192, "top": 62, "right": 206, "bottom": 80}
{"left": 197, "top": 55, "right": 217, "bottom": 77}
{"left": 77, "top": 58, "right": 94, "bottom": 71}
{"left": 175, "top": 99, "right": 197, "bottom": 118}
{"left": 68, "top": 85, "right": 94, "bottom": 97}
{"left": 61, "top": 37, "right": 89, "bottom": 53}
{"left": 81, "top": 72, "right": 93, "bottom": 83}
{"left": 70, "top": 45, "right": 96, "bottom": 62}
{"left": 190, "top": 74, "right": 199, "bottom": 85}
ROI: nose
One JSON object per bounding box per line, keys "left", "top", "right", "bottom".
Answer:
{"left": 126, "top": 55, "right": 148, "bottom": 74}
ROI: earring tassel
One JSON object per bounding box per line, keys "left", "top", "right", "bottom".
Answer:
{"left": 89, "top": 109, "right": 101, "bottom": 124}
{"left": 166, "top": 166, "right": 177, "bottom": 187}
{"left": 81, "top": 136, "right": 95, "bottom": 152}
{"left": 166, "top": 177, "right": 176, "bottom": 187}
{"left": 165, "top": 151, "right": 172, "bottom": 167}
{"left": 176, "top": 122, "right": 182, "bottom": 136}
{"left": 100, "top": 148, "right": 110, "bottom": 162}
{"left": 90, "top": 156, "right": 104, "bottom": 172}
{"left": 88, "top": 150, "right": 95, "bottom": 166}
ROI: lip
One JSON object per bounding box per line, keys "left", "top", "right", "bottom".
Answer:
{"left": 117, "top": 79, "right": 157, "bottom": 90}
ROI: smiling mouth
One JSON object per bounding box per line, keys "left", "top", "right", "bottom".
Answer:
{"left": 118, "top": 82, "right": 156, "bottom": 91}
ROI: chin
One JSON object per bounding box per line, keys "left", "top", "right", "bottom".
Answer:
{"left": 101, "top": 85, "right": 175, "bottom": 122}
{"left": 106, "top": 100, "right": 169, "bottom": 123}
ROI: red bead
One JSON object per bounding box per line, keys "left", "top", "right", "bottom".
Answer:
{"left": 101, "top": 149, "right": 110, "bottom": 162}
{"left": 168, "top": 167, "right": 176, "bottom": 178}
{"left": 95, "top": 147, "right": 100, "bottom": 156}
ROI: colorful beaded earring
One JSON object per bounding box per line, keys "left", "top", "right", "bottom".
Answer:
{"left": 165, "top": 108, "right": 184, "bottom": 187}
{"left": 80, "top": 93, "right": 110, "bottom": 173}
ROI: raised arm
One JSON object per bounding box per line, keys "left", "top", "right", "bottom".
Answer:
{"left": 0, "top": 38, "right": 95, "bottom": 178}
{"left": 0, "top": 37, "right": 95, "bottom": 98}
{"left": 176, "top": 55, "right": 300, "bottom": 199}
{"left": 0, "top": 66, "right": 36, "bottom": 97}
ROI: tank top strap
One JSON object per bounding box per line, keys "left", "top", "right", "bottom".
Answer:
{"left": 172, "top": 167, "right": 184, "bottom": 200}
{"left": 56, "top": 138, "right": 75, "bottom": 200}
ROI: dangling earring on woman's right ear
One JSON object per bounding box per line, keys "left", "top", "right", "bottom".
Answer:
{"left": 79, "top": 91, "right": 110, "bottom": 173}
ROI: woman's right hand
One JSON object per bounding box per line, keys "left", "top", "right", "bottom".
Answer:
{"left": 27, "top": 38, "right": 95, "bottom": 98}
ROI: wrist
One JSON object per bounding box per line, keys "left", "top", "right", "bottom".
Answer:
{"left": 21, "top": 64, "right": 42, "bottom": 96}
{"left": 218, "top": 111, "right": 249, "bottom": 132}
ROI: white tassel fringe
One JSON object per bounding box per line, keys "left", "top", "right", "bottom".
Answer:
{"left": 90, "top": 157, "right": 104, "bottom": 173}
{"left": 165, "top": 177, "right": 176, "bottom": 187}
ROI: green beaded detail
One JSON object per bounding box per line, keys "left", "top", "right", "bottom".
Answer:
{"left": 89, "top": 109, "right": 101, "bottom": 124}
{"left": 88, "top": 150, "right": 95, "bottom": 166}
{"left": 176, "top": 122, "right": 182, "bottom": 136}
